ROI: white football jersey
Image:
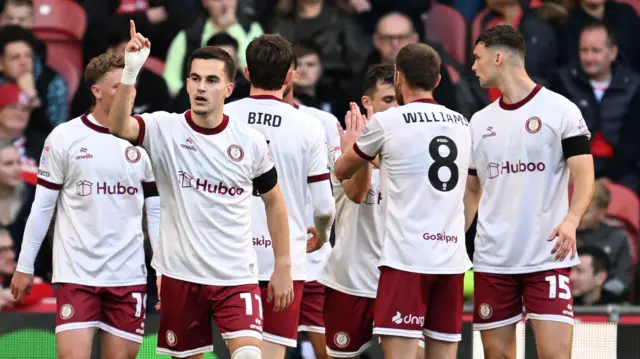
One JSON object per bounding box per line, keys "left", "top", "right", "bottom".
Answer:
{"left": 469, "top": 85, "right": 589, "bottom": 274}
{"left": 225, "top": 96, "right": 330, "bottom": 281}
{"left": 298, "top": 104, "right": 339, "bottom": 280}
{"left": 355, "top": 99, "right": 472, "bottom": 274}
{"left": 36, "top": 114, "right": 154, "bottom": 286}
{"left": 135, "top": 110, "right": 274, "bottom": 285}
{"left": 319, "top": 141, "right": 385, "bottom": 298}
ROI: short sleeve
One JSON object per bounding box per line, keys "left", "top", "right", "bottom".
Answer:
{"left": 561, "top": 104, "right": 591, "bottom": 140}
{"left": 308, "top": 126, "right": 330, "bottom": 183}
{"left": 468, "top": 115, "right": 478, "bottom": 175}
{"left": 354, "top": 115, "right": 384, "bottom": 161}
{"left": 132, "top": 112, "right": 163, "bottom": 150}
{"left": 252, "top": 133, "right": 275, "bottom": 179}
{"left": 37, "top": 130, "right": 66, "bottom": 190}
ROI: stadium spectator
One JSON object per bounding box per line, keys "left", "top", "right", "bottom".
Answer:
{"left": 343, "top": 12, "right": 456, "bottom": 118}
{"left": 0, "top": 0, "right": 46, "bottom": 61}
{"left": 476, "top": 0, "right": 560, "bottom": 87}
{"left": 571, "top": 246, "right": 620, "bottom": 305}
{"left": 559, "top": 0, "right": 640, "bottom": 73}
{"left": 550, "top": 23, "right": 640, "bottom": 193}
{"left": 0, "top": 25, "right": 68, "bottom": 157}
{"left": 81, "top": 0, "right": 193, "bottom": 64}
{"left": 576, "top": 179, "right": 633, "bottom": 300}
{"left": 0, "top": 83, "right": 39, "bottom": 179}
{"left": 71, "top": 24, "right": 171, "bottom": 117}
{"left": 163, "top": 0, "right": 263, "bottom": 97}
{"left": 270, "top": 0, "right": 370, "bottom": 90}
{"left": 291, "top": 40, "right": 335, "bottom": 112}
{"left": 0, "top": 228, "right": 53, "bottom": 311}
{"left": 346, "top": 0, "right": 432, "bottom": 39}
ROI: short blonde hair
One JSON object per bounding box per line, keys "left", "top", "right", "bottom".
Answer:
{"left": 593, "top": 179, "right": 611, "bottom": 210}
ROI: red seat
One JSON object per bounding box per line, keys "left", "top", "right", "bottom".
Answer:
{"left": 424, "top": 4, "right": 467, "bottom": 65}
{"left": 144, "top": 57, "right": 165, "bottom": 77}
{"left": 33, "top": 0, "right": 86, "bottom": 41}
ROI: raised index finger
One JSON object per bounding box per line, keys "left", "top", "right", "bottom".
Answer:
{"left": 130, "top": 20, "right": 137, "bottom": 39}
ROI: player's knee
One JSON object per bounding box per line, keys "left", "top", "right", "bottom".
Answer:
{"left": 537, "top": 342, "right": 571, "bottom": 359}
{"left": 231, "top": 345, "right": 262, "bottom": 359}
{"left": 482, "top": 343, "right": 515, "bottom": 359}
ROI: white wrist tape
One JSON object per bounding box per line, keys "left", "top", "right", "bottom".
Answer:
{"left": 121, "top": 66, "right": 140, "bottom": 85}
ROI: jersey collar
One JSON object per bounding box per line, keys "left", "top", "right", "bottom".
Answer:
{"left": 409, "top": 98, "right": 438, "bottom": 104}
{"left": 249, "top": 94, "right": 286, "bottom": 103}
{"left": 81, "top": 114, "right": 110, "bottom": 134}
{"left": 185, "top": 110, "right": 229, "bottom": 135}
{"left": 499, "top": 84, "right": 543, "bottom": 111}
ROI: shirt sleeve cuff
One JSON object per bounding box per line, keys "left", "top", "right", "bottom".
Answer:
{"left": 353, "top": 143, "right": 375, "bottom": 161}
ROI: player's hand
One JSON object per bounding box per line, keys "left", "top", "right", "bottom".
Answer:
{"left": 0, "top": 289, "right": 16, "bottom": 311}
{"left": 10, "top": 271, "right": 34, "bottom": 303}
{"left": 337, "top": 102, "right": 366, "bottom": 152}
{"left": 155, "top": 275, "right": 162, "bottom": 310}
{"left": 122, "top": 20, "right": 151, "bottom": 85}
{"left": 267, "top": 264, "right": 294, "bottom": 312}
{"left": 548, "top": 215, "right": 579, "bottom": 261}
{"left": 306, "top": 226, "right": 321, "bottom": 253}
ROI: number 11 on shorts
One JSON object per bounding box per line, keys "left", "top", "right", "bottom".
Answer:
{"left": 240, "top": 292, "right": 263, "bottom": 318}
{"left": 545, "top": 275, "right": 571, "bottom": 299}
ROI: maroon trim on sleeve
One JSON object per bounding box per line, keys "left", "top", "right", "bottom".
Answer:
{"left": 37, "top": 178, "right": 62, "bottom": 190}
{"left": 353, "top": 143, "right": 375, "bottom": 161}
{"left": 133, "top": 115, "right": 146, "bottom": 146}
{"left": 308, "top": 173, "right": 330, "bottom": 183}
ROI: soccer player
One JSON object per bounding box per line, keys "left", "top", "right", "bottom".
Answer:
{"left": 108, "top": 21, "right": 294, "bottom": 359}
{"left": 10, "top": 52, "right": 161, "bottom": 359}
{"left": 224, "top": 34, "right": 336, "bottom": 359}
{"left": 319, "top": 63, "right": 399, "bottom": 359}
{"left": 465, "top": 25, "right": 594, "bottom": 359}
{"left": 333, "top": 43, "right": 472, "bottom": 359}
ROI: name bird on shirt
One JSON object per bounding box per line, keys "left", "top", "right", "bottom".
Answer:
{"left": 403, "top": 111, "right": 468, "bottom": 126}
{"left": 248, "top": 112, "right": 282, "bottom": 127}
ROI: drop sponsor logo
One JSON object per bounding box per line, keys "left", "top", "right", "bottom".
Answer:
{"left": 391, "top": 311, "right": 425, "bottom": 326}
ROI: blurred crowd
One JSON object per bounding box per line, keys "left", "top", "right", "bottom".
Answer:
{"left": 1, "top": 0, "right": 640, "bottom": 311}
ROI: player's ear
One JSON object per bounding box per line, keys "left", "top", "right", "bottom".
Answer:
{"left": 435, "top": 74, "right": 441, "bottom": 89}
{"left": 361, "top": 95, "right": 371, "bottom": 109}
{"left": 292, "top": 69, "right": 300, "bottom": 82}
{"left": 284, "top": 69, "right": 293, "bottom": 87}
{"left": 90, "top": 84, "right": 101, "bottom": 101}
{"left": 243, "top": 66, "right": 250, "bottom": 81}
{"left": 225, "top": 80, "right": 235, "bottom": 99}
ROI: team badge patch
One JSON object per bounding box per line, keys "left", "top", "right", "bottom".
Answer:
{"left": 125, "top": 146, "right": 141, "bottom": 163}
{"left": 166, "top": 330, "right": 178, "bottom": 347}
{"left": 525, "top": 117, "right": 542, "bottom": 134}
{"left": 60, "top": 304, "right": 74, "bottom": 320}
{"left": 478, "top": 303, "right": 493, "bottom": 320}
{"left": 227, "top": 145, "right": 244, "bottom": 162}
{"left": 334, "top": 331, "right": 350, "bottom": 348}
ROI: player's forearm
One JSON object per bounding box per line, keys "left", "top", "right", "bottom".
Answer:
{"left": 264, "top": 191, "right": 291, "bottom": 268}
{"left": 342, "top": 163, "right": 372, "bottom": 203}
{"left": 370, "top": 155, "right": 380, "bottom": 169}
{"left": 107, "top": 83, "right": 138, "bottom": 142}
{"left": 335, "top": 150, "right": 368, "bottom": 181}
{"left": 145, "top": 196, "right": 160, "bottom": 252}
{"left": 309, "top": 181, "right": 336, "bottom": 245}
{"left": 566, "top": 168, "right": 594, "bottom": 223}
{"left": 463, "top": 177, "right": 482, "bottom": 232}
{"left": 16, "top": 186, "right": 59, "bottom": 274}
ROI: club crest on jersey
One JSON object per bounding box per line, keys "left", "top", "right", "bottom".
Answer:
{"left": 125, "top": 146, "right": 141, "bottom": 163}
{"left": 525, "top": 117, "right": 542, "bottom": 134}
{"left": 334, "top": 331, "right": 350, "bottom": 348}
{"left": 60, "top": 304, "right": 74, "bottom": 320}
{"left": 166, "top": 330, "right": 178, "bottom": 347}
{"left": 227, "top": 144, "right": 244, "bottom": 162}
{"left": 478, "top": 303, "right": 493, "bottom": 320}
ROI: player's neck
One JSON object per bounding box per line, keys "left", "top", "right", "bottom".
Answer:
{"left": 249, "top": 87, "right": 285, "bottom": 101}
{"left": 191, "top": 108, "right": 225, "bottom": 129}
{"left": 90, "top": 108, "right": 110, "bottom": 128}
{"left": 402, "top": 89, "right": 434, "bottom": 105}
{"left": 497, "top": 70, "right": 537, "bottom": 105}
{"left": 284, "top": 90, "right": 295, "bottom": 105}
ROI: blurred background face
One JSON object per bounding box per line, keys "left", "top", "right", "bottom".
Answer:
{"left": 581, "top": 0, "right": 606, "bottom": 7}
{"left": 0, "top": 232, "right": 16, "bottom": 277}
{"left": 203, "top": 0, "right": 237, "bottom": 18}
{"left": 486, "top": 0, "right": 518, "bottom": 11}
{"left": 364, "top": 82, "right": 397, "bottom": 113}
{"left": 0, "top": 41, "right": 33, "bottom": 80}
{"left": 374, "top": 14, "right": 418, "bottom": 63}
{"left": 472, "top": 43, "right": 499, "bottom": 88}
{"left": 186, "top": 59, "right": 233, "bottom": 116}
{"left": 0, "top": 104, "right": 29, "bottom": 138}
{"left": 577, "top": 200, "right": 606, "bottom": 229}
{"left": 0, "top": 146, "right": 21, "bottom": 188}
{"left": 570, "top": 255, "right": 605, "bottom": 297}
{"left": 1, "top": 4, "right": 34, "bottom": 29}
{"left": 579, "top": 28, "right": 617, "bottom": 79}
{"left": 295, "top": 53, "right": 322, "bottom": 88}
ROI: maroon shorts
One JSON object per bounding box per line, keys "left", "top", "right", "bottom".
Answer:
{"left": 473, "top": 268, "right": 574, "bottom": 330}
{"left": 373, "top": 267, "right": 464, "bottom": 342}
{"left": 324, "top": 287, "right": 376, "bottom": 357}
{"left": 298, "top": 281, "right": 325, "bottom": 333}
{"left": 156, "top": 276, "right": 262, "bottom": 357}
{"left": 55, "top": 283, "right": 147, "bottom": 343}
{"left": 259, "top": 280, "right": 305, "bottom": 347}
